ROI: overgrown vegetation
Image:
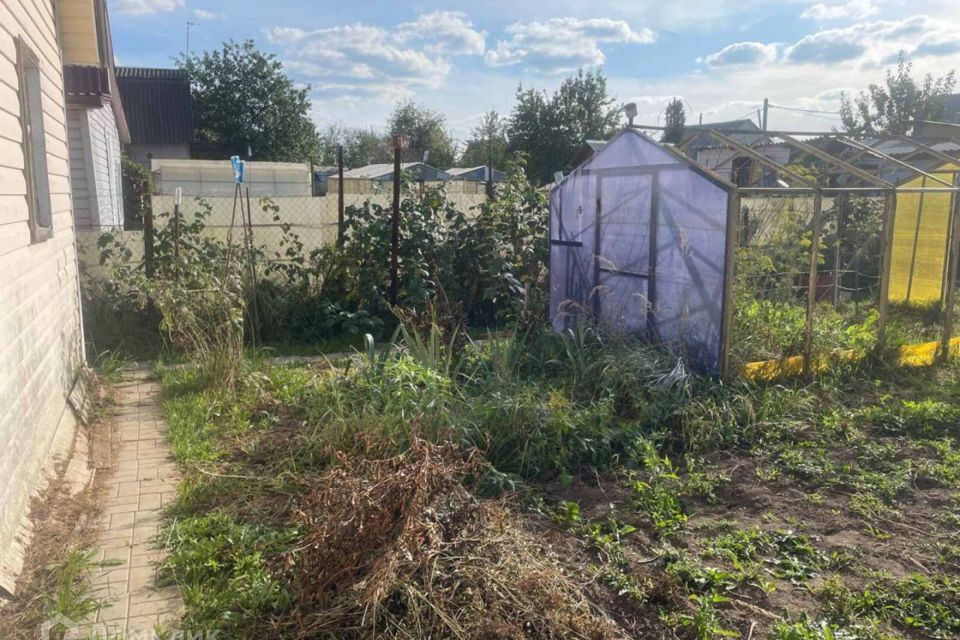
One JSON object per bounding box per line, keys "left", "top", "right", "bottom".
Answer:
{"left": 151, "top": 312, "right": 960, "bottom": 638}
{"left": 82, "top": 158, "right": 547, "bottom": 364}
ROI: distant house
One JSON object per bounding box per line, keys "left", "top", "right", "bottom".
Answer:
{"left": 117, "top": 67, "right": 194, "bottom": 168}
{"left": 330, "top": 162, "right": 452, "bottom": 194}
{"left": 342, "top": 162, "right": 452, "bottom": 182}
{"left": 682, "top": 118, "right": 762, "bottom": 153}
{"left": 682, "top": 119, "right": 789, "bottom": 187}
{"left": 1, "top": 0, "right": 90, "bottom": 593}
{"left": 62, "top": 0, "right": 130, "bottom": 230}
{"left": 815, "top": 132, "right": 960, "bottom": 185}
{"left": 446, "top": 166, "right": 506, "bottom": 183}
{"left": 312, "top": 166, "right": 338, "bottom": 196}
{"left": 942, "top": 94, "right": 960, "bottom": 124}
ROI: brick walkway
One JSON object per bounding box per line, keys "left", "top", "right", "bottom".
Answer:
{"left": 84, "top": 371, "right": 182, "bottom": 638}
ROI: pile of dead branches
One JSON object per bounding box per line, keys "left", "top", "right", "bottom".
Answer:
{"left": 288, "top": 437, "right": 627, "bottom": 640}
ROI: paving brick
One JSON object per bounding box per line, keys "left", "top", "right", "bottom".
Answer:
{"left": 97, "top": 597, "right": 129, "bottom": 622}
{"left": 83, "top": 372, "right": 183, "bottom": 634}
{"left": 130, "top": 543, "right": 166, "bottom": 568}
{"left": 138, "top": 492, "right": 162, "bottom": 511}
{"left": 117, "top": 480, "right": 141, "bottom": 497}
{"left": 109, "top": 511, "right": 137, "bottom": 531}
{"left": 126, "top": 614, "right": 160, "bottom": 634}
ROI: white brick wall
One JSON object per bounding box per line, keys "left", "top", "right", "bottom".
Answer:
{"left": 0, "top": 0, "right": 86, "bottom": 593}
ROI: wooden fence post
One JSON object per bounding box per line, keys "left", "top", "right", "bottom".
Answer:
{"left": 939, "top": 173, "right": 960, "bottom": 362}
{"left": 143, "top": 204, "right": 155, "bottom": 279}
{"left": 719, "top": 188, "right": 741, "bottom": 380}
{"left": 337, "top": 144, "right": 345, "bottom": 248}
{"left": 389, "top": 135, "right": 403, "bottom": 305}
{"left": 877, "top": 189, "right": 897, "bottom": 351}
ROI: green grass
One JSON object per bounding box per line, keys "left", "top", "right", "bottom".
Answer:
{"left": 43, "top": 549, "right": 118, "bottom": 631}
{"left": 152, "top": 325, "right": 960, "bottom": 638}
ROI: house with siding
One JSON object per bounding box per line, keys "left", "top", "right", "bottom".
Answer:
{"left": 62, "top": 0, "right": 129, "bottom": 230}
{"left": 116, "top": 67, "right": 194, "bottom": 168}
{"left": 0, "top": 0, "right": 89, "bottom": 593}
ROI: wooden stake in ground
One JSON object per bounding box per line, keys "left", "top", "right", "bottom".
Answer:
{"left": 389, "top": 134, "right": 405, "bottom": 305}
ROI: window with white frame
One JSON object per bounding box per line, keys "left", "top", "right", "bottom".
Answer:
{"left": 16, "top": 36, "right": 53, "bottom": 242}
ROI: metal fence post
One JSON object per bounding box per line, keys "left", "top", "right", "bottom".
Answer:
{"left": 803, "top": 190, "right": 824, "bottom": 376}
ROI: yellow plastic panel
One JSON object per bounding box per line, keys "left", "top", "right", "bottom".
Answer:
{"left": 889, "top": 164, "right": 958, "bottom": 304}
{"left": 742, "top": 338, "right": 960, "bottom": 381}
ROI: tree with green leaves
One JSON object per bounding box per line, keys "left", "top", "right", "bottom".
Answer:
{"left": 177, "top": 40, "right": 320, "bottom": 162}
{"left": 460, "top": 111, "right": 509, "bottom": 170}
{"left": 508, "top": 68, "right": 621, "bottom": 184}
{"left": 319, "top": 125, "right": 390, "bottom": 168}
{"left": 388, "top": 101, "right": 456, "bottom": 167}
{"left": 662, "top": 98, "right": 686, "bottom": 144}
{"left": 841, "top": 54, "right": 957, "bottom": 135}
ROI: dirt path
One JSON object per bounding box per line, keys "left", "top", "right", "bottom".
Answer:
{"left": 81, "top": 370, "right": 182, "bottom": 638}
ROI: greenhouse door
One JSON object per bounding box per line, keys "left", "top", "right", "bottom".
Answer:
{"left": 594, "top": 172, "right": 657, "bottom": 337}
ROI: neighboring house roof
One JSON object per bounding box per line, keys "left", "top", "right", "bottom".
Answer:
{"left": 62, "top": 0, "right": 130, "bottom": 144}
{"left": 446, "top": 166, "right": 506, "bottom": 181}
{"left": 685, "top": 119, "right": 763, "bottom": 150}
{"left": 341, "top": 162, "right": 451, "bottom": 181}
{"left": 117, "top": 67, "right": 195, "bottom": 145}
{"left": 686, "top": 118, "right": 760, "bottom": 132}
{"left": 911, "top": 120, "right": 960, "bottom": 141}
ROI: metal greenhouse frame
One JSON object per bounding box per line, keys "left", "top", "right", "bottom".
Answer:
{"left": 549, "top": 125, "right": 960, "bottom": 378}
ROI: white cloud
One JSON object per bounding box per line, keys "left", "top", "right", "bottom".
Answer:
{"left": 394, "top": 11, "right": 485, "bottom": 55}
{"left": 910, "top": 30, "right": 960, "bottom": 58}
{"left": 485, "top": 17, "right": 655, "bottom": 73}
{"left": 114, "top": 0, "right": 183, "bottom": 15}
{"left": 266, "top": 12, "right": 484, "bottom": 95}
{"left": 192, "top": 8, "right": 219, "bottom": 20}
{"left": 785, "top": 16, "right": 956, "bottom": 65}
{"left": 784, "top": 30, "right": 867, "bottom": 63}
{"left": 697, "top": 15, "right": 959, "bottom": 69}
{"left": 703, "top": 42, "right": 778, "bottom": 67}
{"left": 801, "top": 1, "right": 879, "bottom": 21}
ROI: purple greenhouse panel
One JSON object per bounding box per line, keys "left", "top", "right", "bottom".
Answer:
{"left": 549, "top": 128, "right": 733, "bottom": 375}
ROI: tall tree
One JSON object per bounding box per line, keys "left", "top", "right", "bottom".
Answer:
{"left": 177, "top": 40, "right": 320, "bottom": 162}
{"left": 506, "top": 86, "right": 559, "bottom": 184}
{"left": 508, "top": 68, "right": 621, "bottom": 184}
{"left": 662, "top": 98, "right": 686, "bottom": 144}
{"left": 553, "top": 69, "right": 620, "bottom": 149}
{"left": 387, "top": 101, "right": 456, "bottom": 167}
{"left": 841, "top": 54, "right": 957, "bottom": 135}
{"left": 460, "top": 110, "right": 509, "bottom": 170}
{"left": 320, "top": 125, "right": 390, "bottom": 168}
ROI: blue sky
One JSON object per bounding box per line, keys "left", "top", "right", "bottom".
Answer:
{"left": 109, "top": 0, "right": 960, "bottom": 140}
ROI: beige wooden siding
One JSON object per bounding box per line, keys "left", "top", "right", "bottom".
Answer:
{"left": 57, "top": 0, "right": 99, "bottom": 66}
{"left": 67, "top": 107, "right": 93, "bottom": 227}
{"left": 0, "top": 0, "right": 86, "bottom": 593}
{"left": 87, "top": 102, "right": 121, "bottom": 227}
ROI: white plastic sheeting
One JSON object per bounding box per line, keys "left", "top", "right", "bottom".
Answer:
{"left": 549, "top": 129, "right": 732, "bottom": 374}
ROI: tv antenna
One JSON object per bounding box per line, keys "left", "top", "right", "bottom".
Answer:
{"left": 186, "top": 21, "right": 197, "bottom": 58}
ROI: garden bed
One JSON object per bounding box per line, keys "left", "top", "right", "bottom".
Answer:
{"left": 154, "top": 329, "right": 960, "bottom": 639}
